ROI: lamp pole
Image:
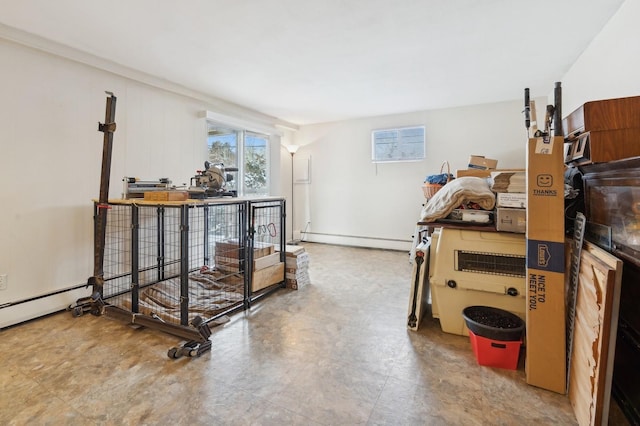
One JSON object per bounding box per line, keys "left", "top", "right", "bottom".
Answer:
{"left": 286, "top": 145, "right": 299, "bottom": 244}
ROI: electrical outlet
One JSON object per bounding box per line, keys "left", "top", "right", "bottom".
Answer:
{"left": 0, "top": 274, "right": 7, "bottom": 290}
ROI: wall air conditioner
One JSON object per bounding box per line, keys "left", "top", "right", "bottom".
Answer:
{"left": 429, "top": 227, "right": 526, "bottom": 336}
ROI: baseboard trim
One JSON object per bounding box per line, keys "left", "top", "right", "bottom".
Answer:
{"left": 302, "top": 232, "right": 412, "bottom": 251}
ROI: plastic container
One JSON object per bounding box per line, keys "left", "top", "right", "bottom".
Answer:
{"left": 468, "top": 330, "right": 522, "bottom": 370}
{"left": 462, "top": 306, "right": 525, "bottom": 370}
{"left": 462, "top": 306, "right": 524, "bottom": 341}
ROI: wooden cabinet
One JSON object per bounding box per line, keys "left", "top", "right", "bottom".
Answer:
{"left": 564, "top": 96, "right": 640, "bottom": 165}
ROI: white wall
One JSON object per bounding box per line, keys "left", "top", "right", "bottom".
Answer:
{"left": 290, "top": 0, "right": 640, "bottom": 252}
{"left": 291, "top": 99, "right": 529, "bottom": 251}
{"left": 561, "top": 0, "right": 640, "bottom": 115}
{"left": 0, "top": 37, "right": 284, "bottom": 328}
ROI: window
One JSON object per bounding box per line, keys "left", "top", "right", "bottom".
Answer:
{"left": 207, "top": 124, "right": 270, "bottom": 196}
{"left": 371, "top": 126, "right": 425, "bottom": 162}
{"left": 243, "top": 132, "right": 269, "bottom": 195}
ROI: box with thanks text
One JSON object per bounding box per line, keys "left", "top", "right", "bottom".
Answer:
{"left": 525, "top": 136, "right": 566, "bottom": 394}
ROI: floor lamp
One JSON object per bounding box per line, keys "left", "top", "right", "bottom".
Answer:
{"left": 286, "top": 145, "right": 299, "bottom": 244}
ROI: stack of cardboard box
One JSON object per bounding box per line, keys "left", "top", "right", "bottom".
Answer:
{"left": 492, "top": 170, "right": 527, "bottom": 234}
{"left": 284, "top": 245, "right": 310, "bottom": 290}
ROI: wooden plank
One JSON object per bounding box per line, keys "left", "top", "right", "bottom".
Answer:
{"left": 215, "top": 241, "right": 274, "bottom": 259}
{"left": 287, "top": 245, "right": 305, "bottom": 255}
{"left": 251, "top": 262, "right": 284, "bottom": 292}
{"left": 143, "top": 191, "right": 189, "bottom": 201}
{"left": 584, "top": 242, "right": 622, "bottom": 426}
{"left": 568, "top": 241, "right": 622, "bottom": 426}
{"left": 214, "top": 255, "right": 240, "bottom": 273}
{"left": 254, "top": 252, "right": 281, "bottom": 271}
{"left": 570, "top": 249, "right": 610, "bottom": 425}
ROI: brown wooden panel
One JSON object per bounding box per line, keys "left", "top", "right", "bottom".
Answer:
{"left": 568, "top": 241, "right": 622, "bottom": 426}
{"left": 588, "top": 129, "right": 640, "bottom": 163}
{"left": 583, "top": 96, "right": 640, "bottom": 131}
{"left": 564, "top": 104, "right": 585, "bottom": 135}
{"left": 251, "top": 262, "right": 284, "bottom": 292}
{"left": 565, "top": 96, "right": 640, "bottom": 135}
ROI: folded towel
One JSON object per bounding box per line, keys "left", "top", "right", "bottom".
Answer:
{"left": 420, "top": 177, "right": 495, "bottom": 222}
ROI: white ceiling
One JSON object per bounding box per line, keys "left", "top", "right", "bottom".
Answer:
{"left": 0, "top": 0, "right": 626, "bottom": 125}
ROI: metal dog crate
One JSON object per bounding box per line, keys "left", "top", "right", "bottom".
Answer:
{"left": 247, "top": 198, "right": 287, "bottom": 304}
{"left": 95, "top": 197, "right": 285, "bottom": 351}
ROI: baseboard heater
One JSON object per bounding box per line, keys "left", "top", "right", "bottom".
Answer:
{"left": 303, "top": 231, "right": 412, "bottom": 250}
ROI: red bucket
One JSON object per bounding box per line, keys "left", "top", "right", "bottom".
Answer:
{"left": 468, "top": 330, "right": 522, "bottom": 370}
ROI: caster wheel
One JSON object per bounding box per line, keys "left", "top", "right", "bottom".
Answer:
{"left": 72, "top": 306, "right": 83, "bottom": 317}
{"left": 167, "top": 347, "right": 181, "bottom": 359}
{"left": 191, "top": 316, "right": 203, "bottom": 327}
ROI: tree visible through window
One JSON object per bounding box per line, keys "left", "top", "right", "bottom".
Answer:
{"left": 207, "top": 125, "right": 269, "bottom": 196}
{"left": 244, "top": 132, "right": 268, "bottom": 194}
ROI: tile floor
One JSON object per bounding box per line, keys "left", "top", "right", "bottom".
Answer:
{"left": 0, "top": 243, "right": 584, "bottom": 425}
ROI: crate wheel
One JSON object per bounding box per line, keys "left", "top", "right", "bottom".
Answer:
{"left": 72, "top": 306, "right": 84, "bottom": 317}
{"left": 167, "top": 347, "right": 181, "bottom": 359}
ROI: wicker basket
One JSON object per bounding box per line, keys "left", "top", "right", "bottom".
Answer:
{"left": 422, "top": 161, "right": 451, "bottom": 199}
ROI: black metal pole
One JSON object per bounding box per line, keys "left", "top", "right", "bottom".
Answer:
{"left": 180, "top": 205, "right": 189, "bottom": 326}
{"left": 553, "top": 82, "right": 563, "bottom": 137}
{"left": 93, "top": 92, "right": 117, "bottom": 298}
{"left": 131, "top": 204, "right": 139, "bottom": 313}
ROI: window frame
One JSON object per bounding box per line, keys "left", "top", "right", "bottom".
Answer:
{"left": 371, "top": 125, "right": 426, "bottom": 163}
{"left": 206, "top": 122, "right": 270, "bottom": 196}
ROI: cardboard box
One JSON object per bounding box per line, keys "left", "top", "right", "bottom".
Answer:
{"left": 456, "top": 169, "right": 492, "bottom": 178}
{"left": 525, "top": 136, "right": 566, "bottom": 394}
{"left": 496, "top": 207, "right": 526, "bottom": 233}
{"left": 496, "top": 193, "right": 527, "bottom": 209}
{"left": 468, "top": 155, "right": 498, "bottom": 170}
{"left": 490, "top": 170, "right": 526, "bottom": 193}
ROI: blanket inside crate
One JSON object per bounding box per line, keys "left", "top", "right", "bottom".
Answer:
{"left": 118, "top": 269, "right": 244, "bottom": 324}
